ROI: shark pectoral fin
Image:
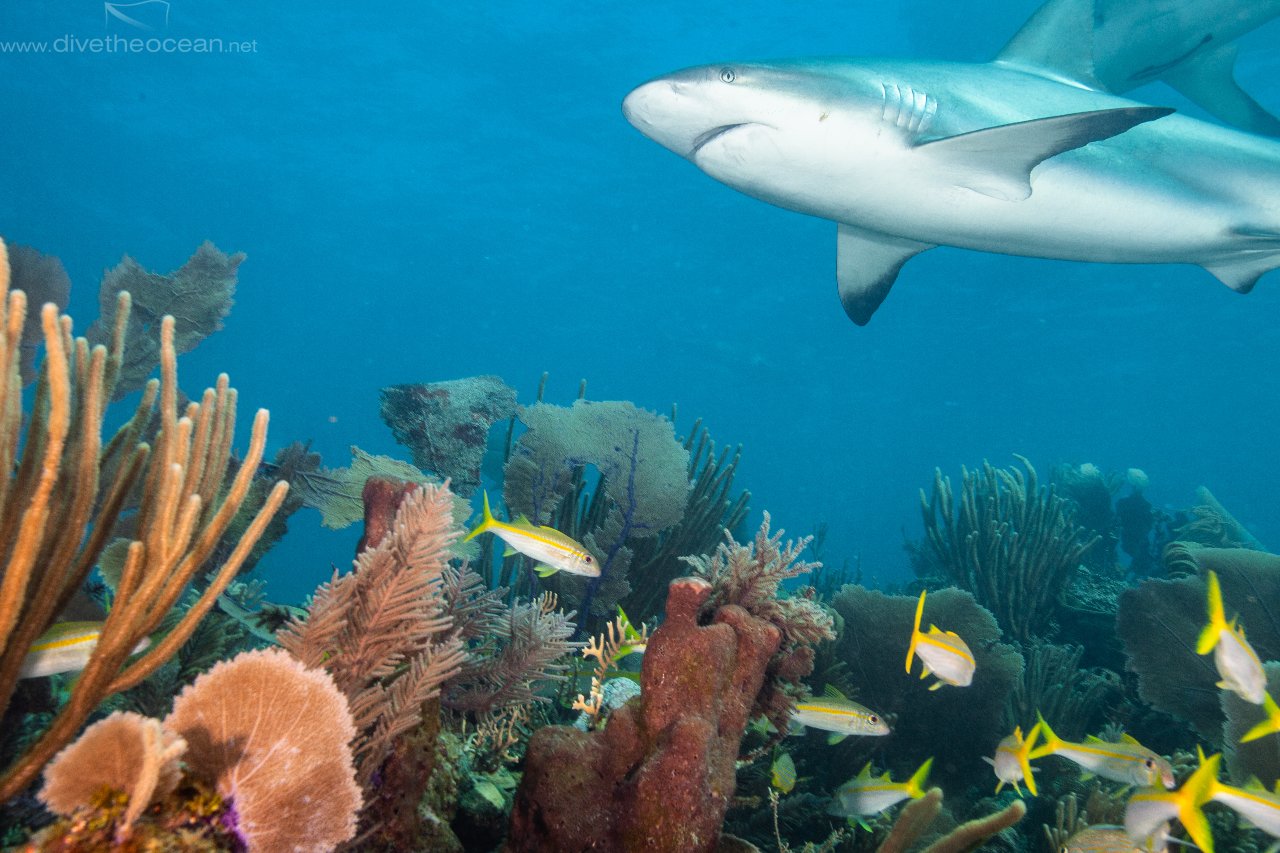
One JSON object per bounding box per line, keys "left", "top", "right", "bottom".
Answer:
{"left": 836, "top": 224, "right": 934, "bottom": 325}
{"left": 1162, "top": 43, "right": 1280, "bottom": 139}
{"left": 915, "top": 107, "right": 1174, "bottom": 201}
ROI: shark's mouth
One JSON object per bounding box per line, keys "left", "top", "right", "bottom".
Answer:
{"left": 689, "top": 123, "right": 751, "bottom": 157}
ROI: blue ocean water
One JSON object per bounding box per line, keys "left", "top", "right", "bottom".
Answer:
{"left": 1, "top": 0, "right": 1277, "bottom": 604}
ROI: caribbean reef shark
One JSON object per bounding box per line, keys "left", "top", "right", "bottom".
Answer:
{"left": 622, "top": 0, "right": 1280, "bottom": 324}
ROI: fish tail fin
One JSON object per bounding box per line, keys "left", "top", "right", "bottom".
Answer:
{"left": 1018, "top": 723, "right": 1041, "bottom": 796}
{"left": 1197, "top": 570, "right": 1225, "bottom": 655}
{"left": 1175, "top": 753, "right": 1221, "bottom": 853}
{"left": 906, "top": 757, "right": 933, "bottom": 799}
{"left": 906, "top": 589, "right": 926, "bottom": 674}
{"left": 1242, "top": 692, "right": 1280, "bottom": 743}
{"left": 1028, "top": 712, "right": 1060, "bottom": 760}
{"left": 462, "top": 490, "right": 497, "bottom": 543}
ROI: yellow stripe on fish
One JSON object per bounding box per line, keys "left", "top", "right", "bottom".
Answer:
{"left": 1030, "top": 714, "right": 1174, "bottom": 789}
{"left": 827, "top": 757, "right": 933, "bottom": 820}
{"left": 1197, "top": 570, "right": 1266, "bottom": 705}
{"left": 904, "top": 589, "right": 974, "bottom": 689}
{"left": 792, "top": 684, "right": 890, "bottom": 743}
{"left": 20, "top": 621, "right": 151, "bottom": 679}
{"left": 463, "top": 491, "right": 600, "bottom": 578}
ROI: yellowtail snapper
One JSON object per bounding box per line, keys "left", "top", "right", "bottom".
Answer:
{"left": 1242, "top": 692, "right": 1280, "bottom": 743}
{"left": 983, "top": 723, "right": 1041, "bottom": 796}
{"left": 904, "top": 590, "right": 975, "bottom": 689}
{"left": 827, "top": 758, "right": 933, "bottom": 825}
{"left": 1197, "top": 570, "right": 1267, "bottom": 704}
{"left": 463, "top": 491, "right": 600, "bottom": 578}
{"left": 1123, "top": 751, "right": 1219, "bottom": 853}
{"left": 1031, "top": 714, "right": 1175, "bottom": 789}
{"left": 791, "top": 684, "right": 890, "bottom": 744}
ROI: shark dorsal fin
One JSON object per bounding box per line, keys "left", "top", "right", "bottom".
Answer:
{"left": 994, "top": 0, "right": 1100, "bottom": 88}
{"left": 914, "top": 107, "right": 1174, "bottom": 202}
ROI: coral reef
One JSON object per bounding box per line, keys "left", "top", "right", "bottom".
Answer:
{"left": 918, "top": 457, "right": 1099, "bottom": 642}
{"left": 507, "top": 575, "right": 784, "bottom": 852}
{"left": 26, "top": 648, "right": 360, "bottom": 852}
{"left": 683, "top": 512, "right": 834, "bottom": 735}
{"left": 829, "top": 585, "right": 1023, "bottom": 790}
{"left": 381, "top": 375, "right": 518, "bottom": 497}
{"left": 277, "top": 481, "right": 468, "bottom": 786}
{"left": 0, "top": 237, "right": 287, "bottom": 802}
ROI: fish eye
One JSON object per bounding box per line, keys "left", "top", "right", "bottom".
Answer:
{"left": 719, "top": 67, "right": 736, "bottom": 83}
{"left": 584, "top": 555, "right": 593, "bottom": 563}
{"left": 869, "top": 715, "right": 878, "bottom": 724}
{"left": 1144, "top": 758, "right": 1155, "bottom": 768}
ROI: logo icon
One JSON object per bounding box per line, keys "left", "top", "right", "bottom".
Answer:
{"left": 103, "top": 0, "right": 170, "bottom": 31}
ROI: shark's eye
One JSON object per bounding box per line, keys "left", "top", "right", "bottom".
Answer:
{"left": 719, "top": 67, "right": 736, "bottom": 83}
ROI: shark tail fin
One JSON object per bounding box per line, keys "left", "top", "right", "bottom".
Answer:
{"left": 462, "top": 490, "right": 497, "bottom": 543}
{"left": 906, "top": 590, "right": 926, "bottom": 675}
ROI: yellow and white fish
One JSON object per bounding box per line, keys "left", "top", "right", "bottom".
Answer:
{"left": 791, "top": 684, "right": 890, "bottom": 744}
{"left": 983, "top": 723, "right": 1041, "bottom": 796}
{"left": 770, "top": 751, "right": 797, "bottom": 794}
{"left": 1124, "top": 752, "right": 1219, "bottom": 853}
{"left": 1031, "top": 715, "right": 1175, "bottom": 789}
{"left": 904, "top": 590, "right": 974, "bottom": 689}
{"left": 463, "top": 491, "right": 600, "bottom": 578}
{"left": 1194, "top": 748, "right": 1280, "bottom": 845}
{"left": 20, "top": 621, "right": 150, "bottom": 679}
{"left": 827, "top": 758, "right": 932, "bottom": 822}
{"left": 1197, "top": 570, "right": 1267, "bottom": 704}
{"left": 1242, "top": 692, "right": 1280, "bottom": 743}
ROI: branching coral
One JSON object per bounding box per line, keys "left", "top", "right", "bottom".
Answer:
{"left": 277, "top": 481, "right": 469, "bottom": 786}
{"left": 683, "top": 512, "right": 835, "bottom": 734}
{"left": 0, "top": 237, "right": 287, "bottom": 802}
{"left": 919, "top": 456, "right": 1099, "bottom": 642}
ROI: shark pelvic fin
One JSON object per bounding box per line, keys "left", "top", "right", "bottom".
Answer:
{"left": 836, "top": 224, "right": 934, "bottom": 325}
{"left": 1202, "top": 250, "right": 1280, "bottom": 294}
{"left": 915, "top": 107, "right": 1174, "bottom": 201}
{"left": 1162, "top": 43, "right": 1280, "bottom": 138}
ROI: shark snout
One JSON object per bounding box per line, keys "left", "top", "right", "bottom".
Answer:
{"left": 623, "top": 72, "right": 734, "bottom": 158}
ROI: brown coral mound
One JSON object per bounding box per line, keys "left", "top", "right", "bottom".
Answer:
{"left": 163, "top": 648, "right": 361, "bottom": 853}
{"left": 39, "top": 711, "right": 186, "bottom": 829}
{"left": 507, "top": 576, "right": 782, "bottom": 853}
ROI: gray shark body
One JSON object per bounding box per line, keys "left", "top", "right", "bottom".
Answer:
{"left": 623, "top": 3, "right": 1280, "bottom": 323}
